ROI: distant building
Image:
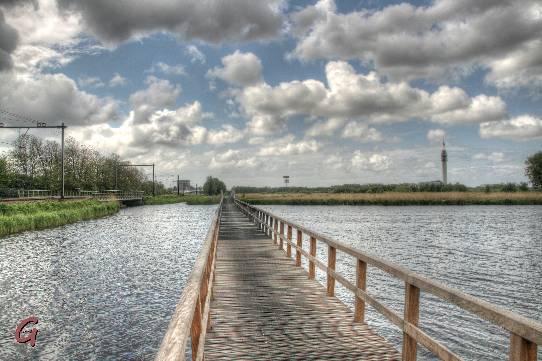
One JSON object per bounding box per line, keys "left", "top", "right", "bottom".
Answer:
{"left": 179, "top": 180, "right": 191, "bottom": 193}
{"left": 441, "top": 140, "right": 448, "bottom": 185}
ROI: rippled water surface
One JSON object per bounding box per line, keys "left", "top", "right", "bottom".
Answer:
{"left": 0, "top": 203, "right": 216, "bottom": 360}
{"left": 261, "top": 205, "right": 542, "bottom": 361}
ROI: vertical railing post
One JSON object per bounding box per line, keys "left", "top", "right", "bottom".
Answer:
{"left": 287, "top": 225, "right": 292, "bottom": 257}
{"left": 354, "top": 259, "right": 367, "bottom": 323}
{"left": 402, "top": 283, "right": 420, "bottom": 361}
{"left": 279, "top": 221, "right": 284, "bottom": 251}
{"left": 326, "top": 246, "right": 336, "bottom": 297}
{"left": 309, "top": 236, "right": 316, "bottom": 279}
{"left": 273, "top": 218, "right": 278, "bottom": 245}
{"left": 190, "top": 295, "right": 203, "bottom": 361}
{"left": 295, "top": 230, "right": 302, "bottom": 266}
{"left": 509, "top": 333, "right": 537, "bottom": 361}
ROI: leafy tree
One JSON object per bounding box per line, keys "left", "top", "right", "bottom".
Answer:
{"left": 501, "top": 182, "right": 517, "bottom": 192}
{"left": 3, "top": 134, "right": 164, "bottom": 194}
{"left": 203, "top": 176, "right": 226, "bottom": 195}
{"left": 525, "top": 151, "right": 542, "bottom": 188}
{"left": 0, "top": 158, "right": 8, "bottom": 188}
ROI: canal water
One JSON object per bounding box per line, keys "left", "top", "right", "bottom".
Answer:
{"left": 261, "top": 205, "right": 542, "bottom": 361}
{"left": 1, "top": 204, "right": 540, "bottom": 360}
{"left": 0, "top": 203, "right": 216, "bottom": 360}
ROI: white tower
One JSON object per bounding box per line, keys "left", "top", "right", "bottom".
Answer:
{"left": 441, "top": 140, "right": 448, "bottom": 185}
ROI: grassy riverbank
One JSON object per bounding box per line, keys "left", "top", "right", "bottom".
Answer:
{"left": 144, "top": 194, "right": 221, "bottom": 205}
{"left": 237, "top": 192, "right": 542, "bottom": 205}
{"left": 0, "top": 199, "right": 119, "bottom": 238}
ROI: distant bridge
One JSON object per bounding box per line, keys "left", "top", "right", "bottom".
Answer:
{"left": 91, "top": 191, "right": 145, "bottom": 204}
{"left": 0, "top": 190, "right": 145, "bottom": 206}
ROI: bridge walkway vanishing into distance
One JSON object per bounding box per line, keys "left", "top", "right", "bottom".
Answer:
{"left": 204, "top": 201, "right": 398, "bottom": 360}
{"left": 155, "top": 197, "right": 542, "bottom": 361}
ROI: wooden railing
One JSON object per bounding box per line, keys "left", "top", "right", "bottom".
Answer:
{"left": 155, "top": 196, "right": 223, "bottom": 361}
{"left": 234, "top": 198, "right": 541, "bottom": 361}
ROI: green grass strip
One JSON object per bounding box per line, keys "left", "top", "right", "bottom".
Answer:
{"left": 0, "top": 200, "right": 119, "bottom": 238}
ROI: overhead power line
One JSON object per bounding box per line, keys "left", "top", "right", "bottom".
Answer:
{"left": 0, "top": 107, "right": 41, "bottom": 125}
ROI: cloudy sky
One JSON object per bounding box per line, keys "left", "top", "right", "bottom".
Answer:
{"left": 0, "top": 0, "right": 541, "bottom": 187}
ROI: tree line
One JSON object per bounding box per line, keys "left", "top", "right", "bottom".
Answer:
{"left": 0, "top": 134, "right": 165, "bottom": 197}
{"left": 234, "top": 151, "right": 542, "bottom": 194}
{"left": 203, "top": 176, "right": 226, "bottom": 195}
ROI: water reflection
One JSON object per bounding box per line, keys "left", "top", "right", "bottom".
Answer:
{"left": 0, "top": 203, "right": 216, "bottom": 360}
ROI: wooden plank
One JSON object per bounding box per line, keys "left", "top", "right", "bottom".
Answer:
{"left": 191, "top": 295, "right": 203, "bottom": 361}
{"left": 509, "top": 333, "right": 537, "bottom": 361}
{"left": 309, "top": 236, "right": 316, "bottom": 280}
{"left": 287, "top": 225, "right": 292, "bottom": 257}
{"left": 327, "top": 245, "right": 336, "bottom": 297}
{"left": 295, "top": 230, "right": 302, "bottom": 267}
{"left": 402, "top": 283, "right": 420, "bottom": 361}
{"left": 355, "top": 259, "right": 367, "bottom": 323}
{"left": 279, "top": 221, "right": 284, "bottom": 251}
{"left": 273, "top": 217, "right": 277, "bottom": 245}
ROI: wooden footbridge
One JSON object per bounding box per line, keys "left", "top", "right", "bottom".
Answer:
{"left": 156, "top": 197, "right": 542, "bottom": 361}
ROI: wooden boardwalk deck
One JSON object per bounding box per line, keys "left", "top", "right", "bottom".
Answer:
{"left": 155, "top": 197, "right": 541, "bottom": 361}
{"left": 204, "top": 201, "right": 400, "bottom": 360}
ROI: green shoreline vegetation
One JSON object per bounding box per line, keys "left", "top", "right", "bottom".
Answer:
{"left": 0, "top": 199, "right": 119, "bottom": 238}
{"left": 144, "top": 194, "right": 222, "bottom": 205}
{"left": 237, "top": 192, "right": 542, "bottom": 206}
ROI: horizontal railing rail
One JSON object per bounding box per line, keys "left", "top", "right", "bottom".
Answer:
{"left": 155, "top": 196, "right": 223, "bottom": 361}
{"left": 91, "top": 191, "right": 145, "bottom": 201}
{"left": 17, "top": 189, "right": 52, "bottom": 198}
{"left": 234, "top": 198, "right": 541, "bottom": 361}
{"left": 2, "top": 190, "right": 146, "bottom": 201}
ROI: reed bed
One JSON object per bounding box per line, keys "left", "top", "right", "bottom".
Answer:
{"left": 0, "top": 200, "right": 120, "bottom": 238}
{"left": 238, "top": 192, "right": 542, "bottom": 206}
{"left": 143, "top": 194, "right": 221, "bottom": 205}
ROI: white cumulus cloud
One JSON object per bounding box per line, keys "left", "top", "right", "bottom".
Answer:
{"left": 208, "top": 51, "right": 263, "bottom": 87}
{"left": 350, "top": 152, "right": 391, "bottom": 172}
{"left": 291, "top": 0, "right": 542, "bottom": 90}
{"left": 480, "top": 115, "right": 542, "bottom": 141}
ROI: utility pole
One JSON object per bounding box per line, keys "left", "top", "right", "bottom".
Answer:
{"left": 0, "top": 123, "right": 67, "bottom": 199}
{"left": 177, "top": 174, "right": 180, "bottom": 196}
{"left": 152, "top": 163, "right": 155, "bottom": 196}
{"left": 61, "top": 123, "right": 65, "bottom": 199}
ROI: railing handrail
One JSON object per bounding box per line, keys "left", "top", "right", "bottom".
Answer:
{"left": 155, "top": 196, "right": 223, "bottom": 361}
{"left": 234, "top": 198, "right": 541, "bottom": 360}
{"left": 90, "top": 191, "right": 145, "bottom": 200}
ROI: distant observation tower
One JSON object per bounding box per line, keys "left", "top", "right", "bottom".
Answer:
{"left": 441, "top": 140, "right": 448, "bottom": 185}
